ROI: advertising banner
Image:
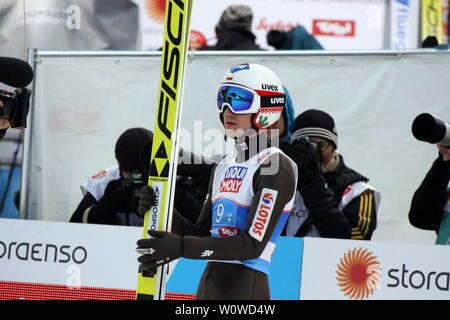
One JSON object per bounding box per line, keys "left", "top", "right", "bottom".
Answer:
{"left": 421, "top": 0, "right": 443, "bottom": 43}
{"left": 139, "top": 0, "right": 388, "bottom": 50}
{"left": 300, "top": 238, "right": 450, "bottom": 300}
{"left": 0, "top": 0, "right": 139, "bottom": 60}
{"left": 390, "top": 0, "right": 420, "bottom": 49}
{"left": 0, "top": 218, "right": 141, "bottom": 299}
{"left": 0, "top": 218, "right": 302, "bottom": 300}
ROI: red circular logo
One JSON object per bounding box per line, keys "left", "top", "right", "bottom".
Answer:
{"left": 336, "top": 248, "right": 381, "bottom": 299}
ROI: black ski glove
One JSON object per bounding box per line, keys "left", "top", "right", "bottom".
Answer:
{"left": 137, "top": 185, "right": 157, "bottom": 217}
{"left": 136, "top": 230, "right": 182, "bottom": 271}
{"left": 97, "top": 179, "right": 133, "bottom": 213}
{"left": 288, "top": 138, "right": 322, "bottom": 187}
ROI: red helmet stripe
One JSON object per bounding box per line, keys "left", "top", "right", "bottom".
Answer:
{"left": 254, "top": 89, "right": 283, "bottom": 96}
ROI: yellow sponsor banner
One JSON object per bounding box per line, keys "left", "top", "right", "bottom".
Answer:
{"left": 421, "top": 0, "right": 443, "bottom": 43}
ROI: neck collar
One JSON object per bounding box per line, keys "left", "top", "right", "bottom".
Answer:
{"left": 234, "top": 130, "right": 272, "bottom": 162}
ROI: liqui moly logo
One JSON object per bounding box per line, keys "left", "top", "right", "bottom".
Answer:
{"left": 312, "top": 20, "right": 356, "bottom": 37}
{"left": 250, "top": 188, "right": 278, "bottom": 241}
{"left": 220, "top": 166, "right": 248, "bottom": 193}
{"left": 219, "top": 227, "right": 240, "bottom": 237}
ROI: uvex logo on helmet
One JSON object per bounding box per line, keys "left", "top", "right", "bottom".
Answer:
{"left": 261, "top": 84, "right": 278, "bottom": 91}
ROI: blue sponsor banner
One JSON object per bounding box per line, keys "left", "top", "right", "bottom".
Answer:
{"left": 0, "top": 167, "right": 21, "bottom": 219}
{"left": 166, "top": 236, "right": 303, "bottom": 299}
{"left": 396, "top": 0, "right": 409, "bottom": 6}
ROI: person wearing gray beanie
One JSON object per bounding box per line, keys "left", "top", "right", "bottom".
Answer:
{"left": 200, "top": 5, "right": 262, "bottom": 51}
{"left": 285, "top": 109, "right": 380, "bottom": 240}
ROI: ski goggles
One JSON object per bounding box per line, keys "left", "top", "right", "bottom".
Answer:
{"left": 216, "top": 85, "right": 260, "bottom": 114}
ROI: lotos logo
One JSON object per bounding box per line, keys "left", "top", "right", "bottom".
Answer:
{"left": 262, "top": 193, "right": 274, "bottom": 204}
{"left": 312, "top": 20, "right": 356, "bottom": 37}
{"left": 219, "top": 227, "right": 240, "bottom": 237}
{"left": 250, "top": 188, "right": 278, "bottom": 241}
{"left": 336, "top": 248, "right": 381, "bottom": 300}
{"left": 220, "top": 166, "right": 248, "bottom": 193}
{"left": 145, "top": 0, "right": 166, "bottom": 24}
{"left": 231, "top": 64, "right": 250, "bottom": 73}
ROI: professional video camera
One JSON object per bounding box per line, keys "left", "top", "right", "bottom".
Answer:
{"left": 0, "top": 56, "right": 34, "bottom": 129}
{"left": 412, "top": 113, "right": 450, "bottom": 147}
{"left": 0, "top": 89, "right": 31, "bottom": 128}
{"left": 118, "top": 171, "right": 147, "bottom": 213}
{"left": 288, "top": 136, "right": 322, "bottom": 164}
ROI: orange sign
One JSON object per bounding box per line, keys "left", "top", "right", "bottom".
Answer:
{"left": 336, "top": 248, "right": 381, "bottom": 299}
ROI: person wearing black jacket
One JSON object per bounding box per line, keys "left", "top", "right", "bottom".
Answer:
{"left": 285, "top": 109, "right": 380, "bottom": 240}
{"left": 409, "top": 145, "right": 450, "bottom": 245}
{"left": 70, "top": 128, "right": 204, "bottom": 226}
{"left": 200, "top": 5, "right": 262, "bottom": 51}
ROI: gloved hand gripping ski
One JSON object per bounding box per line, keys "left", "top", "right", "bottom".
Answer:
{"left": 137, "top": 185, "right": 157, "bottom": 217}
{"left": 136, "top": 230, "right": 182, "bottom": 271}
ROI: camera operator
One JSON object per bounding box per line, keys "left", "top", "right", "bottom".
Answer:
{"left": 69, "top": 128, "right": 154, "bottom": 226}
{"left": 409, "top": 114, "right": 450, "bottom": 245}
{"left": 0, "top": 57, "right": 34, "bottom": 141}
{"left": 70, "top": 127, "right": 205, "bottom": 226}
{"left": 285, "top": 109, "right": 380, "bottom": 239}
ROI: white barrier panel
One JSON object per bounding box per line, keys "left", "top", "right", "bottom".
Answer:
{"left": 139, "top": 0, "right": 388, "bottom": 50}
{"left": 2, "top": 218, "right": 449, "bottom": 300}
{"left": 300, "top": 237, "right": 450, "bottom": 300}
{"left": 23, "top": 50, "right": 450, "bottom": 246}
{"left": 0, "top": 218, "right": 140, "bottom": 291}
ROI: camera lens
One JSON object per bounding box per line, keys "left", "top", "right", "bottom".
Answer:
{"left": 412, "top": 113, "right": 450, "bottom": 146}
{"left": 289, "top": 143, "right": 311, "bottom": 164}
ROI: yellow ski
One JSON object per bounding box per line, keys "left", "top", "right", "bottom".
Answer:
{"left": 136, "top": 0, "right": 193, "bottom": 300}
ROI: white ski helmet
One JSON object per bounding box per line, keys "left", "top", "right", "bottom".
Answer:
{"left": 217, "top": 63, "right": 285, "bottom": 130}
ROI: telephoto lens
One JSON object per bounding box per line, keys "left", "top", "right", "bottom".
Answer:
{"left": 288, "top": 137, "right": 321, "bottom": 164}
{"left": 412, "top": 113, "right": 450, "bottom": 147}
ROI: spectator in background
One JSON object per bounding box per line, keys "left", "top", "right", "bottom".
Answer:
{"left": 285, "top": 109, "right": 379, "bottom": 240}
{"left": 200, "top": 5, "right": 262, "bottom": 51}
{"left": 421, "top": 35, "right": 449, "bottom": 49}
{"left": 409, "top": 145, "right": 450, "bottom": 245}
{"left": 267, "top": 26, "right": 324, "bottom": 50}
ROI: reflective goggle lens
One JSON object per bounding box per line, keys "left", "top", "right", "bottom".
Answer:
{"left": 217, "top": 86, "right": 255, "bottom": 113}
